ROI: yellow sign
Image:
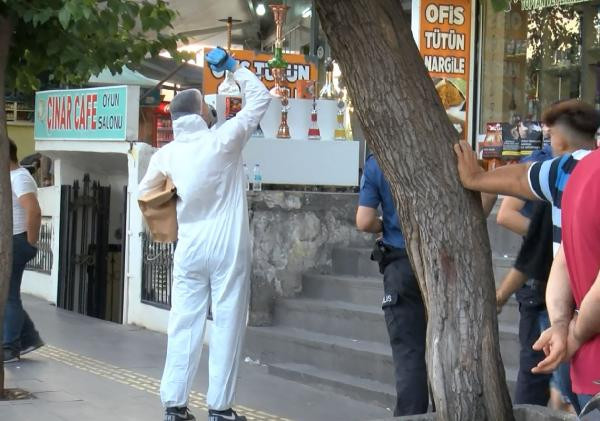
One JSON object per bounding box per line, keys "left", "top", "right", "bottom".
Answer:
{"left": 420, "top": 0, "right": 472, "bottom": 141}
{"left": 203, "top": 48, "right": 318, "bottom": 97}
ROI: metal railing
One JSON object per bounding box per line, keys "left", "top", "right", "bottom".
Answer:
{"left": 141, "top": 232, "right": 175, "bottom": 309}
{"left": 26, "top": 217, "right": 53, "bottom": 274}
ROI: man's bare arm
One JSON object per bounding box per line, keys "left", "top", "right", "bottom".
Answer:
{"left": 356, "top": 206, "right": 382, "bottom": 234}
{"left": 18, "top": 193, "right": 42, "bottom": 245}
{"left": 454, "top": 141, "right": 538, "bottom": 200}
{"left": 497, "top": 197, "right": 530, "bottom": 237}
{"left": 573, "top": 269, "right": 600, "bottom": 344}
{"left": 496, "top": 268, "right": 528, "bottom": 311}
{"left": 546, "top": 246, "right": 575, "bottom": 327}
{"left": 481, "top": 193, "right": 498, "bottom": 218}
{"left": 531, "top": 245, "right": 574, "bottom": 374}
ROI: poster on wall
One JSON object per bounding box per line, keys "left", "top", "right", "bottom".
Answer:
{"left": 419, "top": 0, "right": 472, "bottom": 141}
{"left": 203, "top": 48, "right": 318, "bottom": 97}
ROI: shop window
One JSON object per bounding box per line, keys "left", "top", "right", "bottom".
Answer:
{"left": 479, "top": 2, "right": 598, "bottom": 134}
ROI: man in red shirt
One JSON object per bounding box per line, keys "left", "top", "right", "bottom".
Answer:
{"left": 532, "top": 148, "right": 600, "bottom": 409}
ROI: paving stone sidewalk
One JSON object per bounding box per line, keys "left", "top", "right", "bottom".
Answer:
{"left": 1, "top": 295, "right": 392, "bottom": 421}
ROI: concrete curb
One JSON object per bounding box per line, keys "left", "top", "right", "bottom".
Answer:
{"left": 372, "top": 404, "right": 578, "bottom": 420}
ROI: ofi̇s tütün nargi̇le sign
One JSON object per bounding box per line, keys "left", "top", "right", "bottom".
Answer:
{"left": 420, "top": 0, "right": 472, "bottom": 141}
{"left": 34, "top": 85, "right": 137, "bottom": 141}
{"left": 203, "top": 48, "right": 318, "bottom": 97}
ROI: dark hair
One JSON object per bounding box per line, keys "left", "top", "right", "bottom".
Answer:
{"left": 542, "top": 99, "right": 600, "bottom": 140}
{"left": 9, "top": 138, "right": 18, "bottom": 163}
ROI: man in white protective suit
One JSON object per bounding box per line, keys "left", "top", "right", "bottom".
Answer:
{"left": 138, "top": 47, "right": 271, "bottom": 421}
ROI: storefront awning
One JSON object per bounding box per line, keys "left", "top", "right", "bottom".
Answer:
{"left": 132, "top": 56, "right": 204, "bottom": 90}
{"left": 88, "top": 66, "right": 160, "bottom": 87}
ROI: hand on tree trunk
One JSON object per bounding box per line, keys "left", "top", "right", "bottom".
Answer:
{"left": 454, "top": 140, "right": 485, "bottom": 190}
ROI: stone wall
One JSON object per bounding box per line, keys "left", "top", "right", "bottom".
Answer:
{"left": 246, "top": 192, "right": 524, "bottom": 326}
{"left": 248, "top": 191, "right": 372, "bottom": 325}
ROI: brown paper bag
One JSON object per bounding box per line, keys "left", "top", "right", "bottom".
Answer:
{"left": 138, "top": 177, "right": 178, "bottom": 243}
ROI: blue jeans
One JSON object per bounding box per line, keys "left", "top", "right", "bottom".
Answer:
{"left": 515, "top": 302, "right": 551, "bottom": 405}
{"left": 3, "top": 233, "right": 41, "bottom": 351}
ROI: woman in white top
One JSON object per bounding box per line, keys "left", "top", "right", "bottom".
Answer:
{"left": 4, "top": 139, "right": 44, "bottom": 363}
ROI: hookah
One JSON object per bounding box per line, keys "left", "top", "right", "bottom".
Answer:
{"left": 267, "top": 3, "right": 291, "bottom": 139}
{"left": 307, "top": 82, "right": 321, "bottom": 140}
{"left": 217, "top": 16, "right": 242, "bottom": 120}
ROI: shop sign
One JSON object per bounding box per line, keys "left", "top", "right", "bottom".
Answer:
{"left": 34, "top": 85, "right": 139, "bottom": 141}
{"left": 419, "top": 0, "right": 472, "bottom": 141}
{"left": 203, "top": 48, "right": 318, "bottom": 97}
{"left": 520, "top": 0, "right": 587, "bottom": 10}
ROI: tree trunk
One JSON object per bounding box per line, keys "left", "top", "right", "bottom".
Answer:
{"left": 0, "top": 15, "right": 14, "bottom": 398}
{"left": 314, "top": 1, "right": 514, "bottom": 420}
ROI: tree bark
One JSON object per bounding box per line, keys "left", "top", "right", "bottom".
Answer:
{"left": 314, "top": 1, "right": 514, "bottom": 420}
{"left": 0, "top": 15, "right": 14, "bottom": 398}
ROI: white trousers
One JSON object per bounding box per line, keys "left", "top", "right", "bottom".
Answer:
{"left": 160, "top": 252, "right": 250, "bottom": 410}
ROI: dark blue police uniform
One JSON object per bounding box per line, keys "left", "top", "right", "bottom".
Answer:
{"left": 359, "top": 155, "right": 428, "bottom": 416}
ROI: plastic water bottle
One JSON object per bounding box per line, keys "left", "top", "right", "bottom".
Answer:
{"left": 243, "top": 164, "right": 250, "bottom": 192}
{"left": 253, "top": 164, "right": 262, "bottom": 192}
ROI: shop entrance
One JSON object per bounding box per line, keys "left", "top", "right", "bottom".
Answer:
{"left": 58, "top": 174, "right": 124, "bottom": 323}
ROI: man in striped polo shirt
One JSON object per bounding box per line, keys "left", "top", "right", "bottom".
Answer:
{"left": 454, "top": 100, "right": 597, "bottom": 246}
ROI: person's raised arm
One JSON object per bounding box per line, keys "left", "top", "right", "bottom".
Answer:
{"left": 454, "top": 141, "right": 538, "bottom": 200}
{"left": 206, "top": 48, "right": 271, "bottom": 153}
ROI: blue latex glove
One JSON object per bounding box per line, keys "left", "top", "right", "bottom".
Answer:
{"left": 206, "top": 47, "right": 237, "bottom": 72}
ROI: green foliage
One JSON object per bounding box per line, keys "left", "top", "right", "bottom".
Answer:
{"left": 0, "top": 0, "right": 191, "bottom": 92}
{"left": 490, "top": 0, "right": 510, "bottom": 12}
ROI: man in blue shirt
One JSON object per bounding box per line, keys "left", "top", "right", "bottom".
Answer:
{"left": 356, "top": 154, "right": 428, "bottom": 416}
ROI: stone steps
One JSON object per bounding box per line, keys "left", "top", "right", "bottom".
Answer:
{"left": 331, "top": 246, "right": 380, "bottom": 278}
{"left": 245, "top": 326, "right": 396, "bottom": 385}
{"left": 247, "top": 210, "right": 525, "bottom": 408}
{"left": 301, "top": 272, "right": 383, "bottom": 307}
{"left": 268, "top": 362, "right": 396, "bottom": 409}
{"left": 274, "top": 298, "right": 388, "bottom": 344}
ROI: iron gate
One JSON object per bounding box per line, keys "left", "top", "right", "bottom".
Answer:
{"left": 58, "top": 174, "right": 111, "bottom": 319}
{"left": 141, "top": 232, "right": 175, "bottom": 309}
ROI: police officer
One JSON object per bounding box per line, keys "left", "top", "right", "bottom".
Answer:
{"left": 356, "top": 154, "right": 428, "bottom": 416}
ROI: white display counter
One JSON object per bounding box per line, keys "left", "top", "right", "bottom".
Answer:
{"left": 207, "top": 95, "right": 361, "bottom": 187}
{"left": 242, "top": 137, "right": 359, "bottom": 186}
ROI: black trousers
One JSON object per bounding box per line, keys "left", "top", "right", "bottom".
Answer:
{"left": 382, "top": 256, "right": 428, "bottom": 416}
{"left": 514, "top": 301, "right": 551, "bottom": 406}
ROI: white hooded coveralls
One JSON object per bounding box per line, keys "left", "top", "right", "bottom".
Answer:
{"left": 138, "top": 67, "right": 271, "bottom": 410}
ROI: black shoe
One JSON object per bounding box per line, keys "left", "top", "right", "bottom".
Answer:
{"left": 208, "top": 409, "right": 246, "bottom": 421}
{"left": 20, "top": 337, "right": 45, "bottom": 356}
{"left": 3, "top": 348, "right": 20, "bottom": 363}
{"left": 164, "top": 407, "right": 195, "bottom": 421}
